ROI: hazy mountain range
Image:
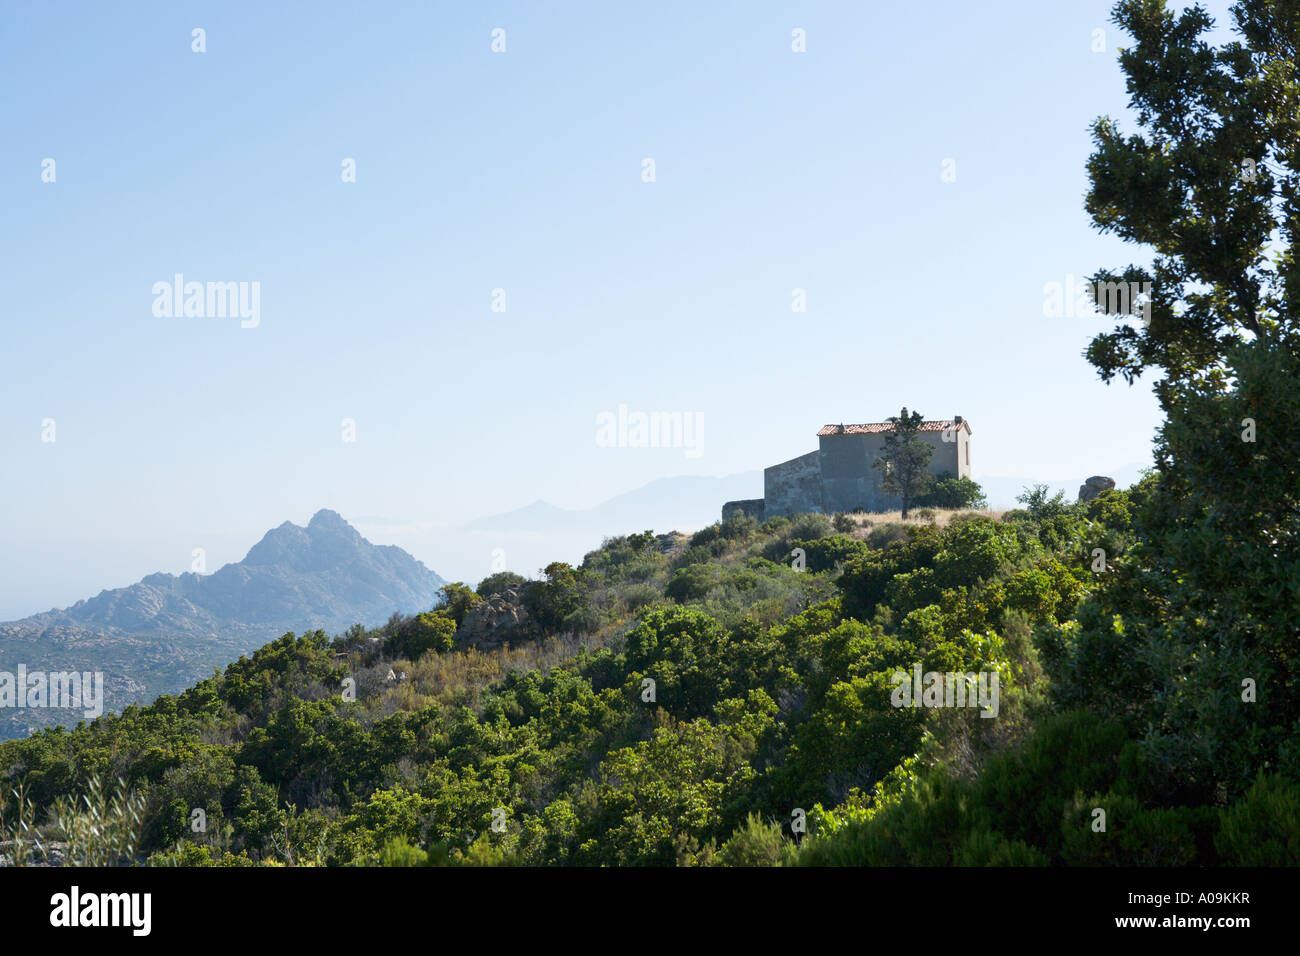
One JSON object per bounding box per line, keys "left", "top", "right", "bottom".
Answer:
{"left": 0, "top": 509, "right": 444, "bottom": 739}
{"left": 365, "top": 472, "right": 767, "bottom": 587}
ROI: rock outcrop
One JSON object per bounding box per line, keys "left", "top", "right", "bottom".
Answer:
{"left": 456, "top": 587, "right": 532, "bottom": 650}
{"left": 1077, "top": 475, "right": 1116, "bottom": 504}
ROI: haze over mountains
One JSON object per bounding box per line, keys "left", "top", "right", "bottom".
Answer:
{"left": 364, "top": 472, "right": 766, "bottom": 588}
{"left": 375, "top": 465, "right": 1151, "bottom": 586}
{"left": 0, "top": 510, "right": 444, "bottom": 739}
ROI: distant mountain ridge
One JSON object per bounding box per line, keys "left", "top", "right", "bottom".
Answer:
{"left": 393, "top": 472, "right": 766, "bottom": 585}
{"left": 0, "top": 510, "right": 445, "bottom": 739}
{"left": 464, "top": 473, "right": 765, "bottom": 536}
{"left": 381, "top": 467, "right": 1152, "bottom": 587}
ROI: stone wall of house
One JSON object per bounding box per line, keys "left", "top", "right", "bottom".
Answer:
{"left": 819, "top": 429, "right": 969, "bottom": 512}
{"left": 763, "top": 451, "right": 824, "bottom": 517}
{"left": 819, "top": 434, "right": 888, "bottom": 512}
{"left": 723, "top": 420, "right": 972, "bottom": 520}
{"left": 921, "top": 429, "right": 968, "bottom": 479}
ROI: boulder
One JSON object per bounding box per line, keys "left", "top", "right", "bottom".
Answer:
{"left": 1077, "top": 475, "right": 1116, "bottom": 504}
{"left": 456, "top": 587, "right": 532, "bottom": 650}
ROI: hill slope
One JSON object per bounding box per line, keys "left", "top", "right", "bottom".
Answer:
{"left": 1, "top": 486, "right": 1297, "bottom": 868}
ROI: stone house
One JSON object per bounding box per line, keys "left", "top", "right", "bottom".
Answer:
{"left": 722, "top": 416, "right": 972, "bottom": 520}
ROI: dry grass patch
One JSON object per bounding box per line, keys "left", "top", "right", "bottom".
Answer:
{"left": 376, "top": 631, "right": 612, "bottom": 715}
{"left": 839, "top": 508, "right": 1007, "bottom": 538}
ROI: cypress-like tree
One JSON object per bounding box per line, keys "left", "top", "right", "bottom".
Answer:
{"left": 872, "top": 407, "right": 934, "bottom": 519}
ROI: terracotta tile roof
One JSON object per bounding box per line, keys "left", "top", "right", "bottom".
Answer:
{"left": 817, "top": 419, "right": 970, "bottom": 437}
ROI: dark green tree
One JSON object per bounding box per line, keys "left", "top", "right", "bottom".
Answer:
{"left": 1083, "top": 0, "right": 1300, "bottom": 405}
{"left": 436, "top": 582, "right": 483, "bottom": 627}
{"left": 916, "top": 473, "right": 988, "bottom": 510}
{"left": 1063, "top": 0, "right": 1300, "bottom": 799}
{"left": 387, "top": 610, "right": 457, "bottom": 659}
{"left": 872, "top": 407, "right": 935, "bottom": 519}
{"left": 523, "top": 562, "right": 587, "bottom": 633}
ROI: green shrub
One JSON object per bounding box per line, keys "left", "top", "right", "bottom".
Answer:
{"left": 665, "top": 564, "right": 720, "bottom": 603}
{"left": 797, "top": 773, "right": 971, "bottom": 866}
{"left": 975, "top": 710, "right": 1137, "bottom": 856}
{"left": 147, "top": 844, "right": 261, "bottom": 867}
{"left": 1216, "top": 774, "right": 1300, "bottom": 865}
{"left": 1059, "top": 795, "right": 1207, "bottom": 866}
{"left": 690, "top": 513, "right": 757, "bottom": 548}
{"left": 671, "top": 544, "right": 713, "bottom": 570}
{"left": 476, "top": 571, "right": 528, "bottom": 598}
{"left": 713, "top": 814, "right": 797, "bottom": 866}
{"left": 1015, "top": 484, "right": 1070, "bottom": 520}
{"left": 788, "top": 513, "right": 833, "bottom": 541}
{"left": 955, "top": 829, "right": 1049, "bottom": 866}
{"left": 787, "top": 534, "right": 870, "bottom": 573}
{"left": 562, "top": 605, "right": 606, "bottom": 635}
{"left": 621, "top": 582, "right": 661, "bottom": 613}
{"left": 866, "top": 523, "right": 909, "bottom": 549}
{"left": 378, "top": 837, "right": 428, "bottom": 867}
{"left": 917, "top": 474, "right": 988, "bottom": 510}
{"left": 524, "top": 562, "right": 587, "bottom": 633}
{"left": 437, "top": 582, "right": 483, "bottom": 627}
{"left": 387, "top": 610, "right": 457, "bottom": 659}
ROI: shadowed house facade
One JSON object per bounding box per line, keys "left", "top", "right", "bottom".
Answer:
{"left": 723, "top": 416, "right": 972, "bottom": 520}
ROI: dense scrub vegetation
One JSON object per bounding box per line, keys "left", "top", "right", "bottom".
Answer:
{"left": 3, "top": 464, "right": 1295, "bottom": 865}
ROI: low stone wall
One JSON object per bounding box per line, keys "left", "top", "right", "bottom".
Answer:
{"left": 722, "top": 498, "right": 765, "bottom": 522}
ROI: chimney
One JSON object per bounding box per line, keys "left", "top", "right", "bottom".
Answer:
{"left": 954, "top": 415, "right": 963, "bottom": 425}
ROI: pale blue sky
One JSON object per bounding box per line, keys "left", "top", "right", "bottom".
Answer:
{"left": 0, "top": 1, "right": 1233, "bottom": 619}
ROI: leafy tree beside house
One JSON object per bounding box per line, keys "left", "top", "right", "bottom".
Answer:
{"left": 916, "top": 473, "right": 987, "bottom": 510}
{"left": 871, "top": 407, "right": 934, "bottom": 519}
